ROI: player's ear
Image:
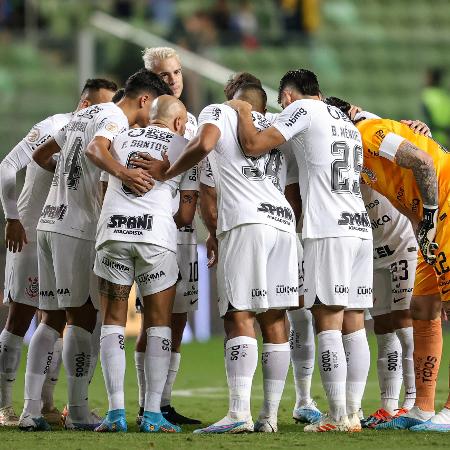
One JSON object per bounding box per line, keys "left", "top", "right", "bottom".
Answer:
{"left": 78, "top": 99, "right": 90, "bottom": 110}
{"left": 140, "top": 94, "right": 150, "bottom": 108}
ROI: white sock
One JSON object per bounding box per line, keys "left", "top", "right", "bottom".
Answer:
{"left": 0, "top": 330, "right": 23, "bottom": 407}
{"left": 343, "top": 328, "right": 370, "bottom": 415}
{"left": 260, "top": 342, "right": 290, "bottom": 419}
{"left": 161, "top": 352, "right": 181, "bottom": 407}
{"left": 23, "top": 323, "right": 59, "bottom": 417}
{"left": 41, "top": 337, "right": 63, "bottom": 410}
{"left": 134, "top": 351, "right": 145, "bottom": 409}
{"left": 100, "top": 325, "right": 126, "bottom": 411}
{"left": 88, "top": 312, "right": 102, "bottom": 383}
{"left": 396, "top": 326, "right": 415, "bottom": 410}
{"left": 376, "top": 332, "right": 402, "bottom": 414}
{"left": 63, "top": 325, "right": 92, "bottom": 422}
{"left": 287, "top": 309, "right": 315, "bottom": 408}
{"left": 225, "top": 336, "right": 258, "bottom": 420}
{"left": 317, "top": 330, "right": 347, "bottom": 421}
{"left": 144, "top": 326, "right": 172, "bottom": 412}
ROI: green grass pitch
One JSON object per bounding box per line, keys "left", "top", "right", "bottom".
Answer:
{"left": 0, "top": 333, "right": 448, "bottom": 450}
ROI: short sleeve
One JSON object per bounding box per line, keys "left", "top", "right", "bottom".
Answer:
{"left": 272, "top": 100, "right": 312, "bottom": 142}
{"left": 94, "top": 112, "right": 128, "bottom": 142}
{"left": 198, "top": 104, "right": 225, "bottom": 136}
{"left": 359, "top": 120, "right": 399, "bottom": 160}
{"left": 200, "top": 157, "right": 215, "bottom": 187}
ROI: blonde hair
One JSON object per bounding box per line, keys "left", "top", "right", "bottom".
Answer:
{"left": 142, "top": 47, "right": 180, "bottom": 71}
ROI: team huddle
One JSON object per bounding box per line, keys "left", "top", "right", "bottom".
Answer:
{"left": 0, "top": 46, "right": 448, "bottom": 435}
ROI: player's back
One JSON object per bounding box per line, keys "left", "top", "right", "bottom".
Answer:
{"left": 357, "top": 118, "right": 450, "bottom": 218}
{"left": 198, "top": 104, "right": 295, "bottom": 236}
{"left": 97, "top": 125, "right": 188, "bottom": 252}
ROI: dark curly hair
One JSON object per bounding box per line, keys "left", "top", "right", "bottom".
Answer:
{"left": 224, "top": 72, "right": 262, "bottom": 100}
{"left": 278, "top": 69, "right": 320, "bottom": 104}
{"left": 124, "top": 68, "right": 172, "bottom": 98}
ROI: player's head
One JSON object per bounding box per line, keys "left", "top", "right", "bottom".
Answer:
{"left": 143, "top": 47, "right": 183, "bottom": 99}
{"left": 278, "top": 69, "right": 321, "bottom": 108}
{"left": 112, "top": 88, "right": 125, "bottom": 103}
{"left": 150, "top": 94, "right": 188, "bottom": 136}
{"left": 233, "top": 83, "right": 267, "bottom": 115}
{"left": 324, "top": 96, "right": 351, "bottom": 115}
{"left": 77, "top": 78, "right": 117, "bottom": 110}
{"left": 123, "top": 68, "right": 172, "bottom": 127}
{"left": 224, "top": 72, "right": 262, "bottom": 100}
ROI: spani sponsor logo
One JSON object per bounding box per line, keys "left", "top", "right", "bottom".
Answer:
{"left": 257, "top": 202, "right": 294, "bottom": 225}
{"left": 107, "top": 214, "right": 153, "bottom": 236}
{"left": 338, "top": 211, "right": 370, "bottom": 232}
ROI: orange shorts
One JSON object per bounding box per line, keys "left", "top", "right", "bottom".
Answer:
{"left": 413, "top": 200, "right": 450, "bottom": 301}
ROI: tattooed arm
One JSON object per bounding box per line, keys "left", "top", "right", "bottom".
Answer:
{"left": 174, "top": 190, "right": 198, "bottom": 229}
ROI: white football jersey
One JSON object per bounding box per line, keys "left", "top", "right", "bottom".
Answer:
{"left": 96, "top": 126, "right": 188, "bottom": 252}
{"left": 0, "top": 113, "right": 72, "bottom": 241}
{"left": 361, "top": 184, "right": 417, "bottom": 269}
{"left": 273, "top": 99, "right": 371, "bottom": 240}
{"left": 37, "top": 102, "right": 129, "bottom": 240}
{"left": 173, "top": 111, "right": 199, "bottom": 245}
{"left": 198, "top": 104, "right": 296, "bottom": 236}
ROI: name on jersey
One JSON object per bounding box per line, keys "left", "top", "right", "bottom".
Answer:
{"left": 371, "top": 214, "right": 391, "bottom": 229}
{"left": 107, "top": 214, "right": 153, "bottom": 235}
{"left": 284, "top": 107, "right": 307, "bottom": 127}
{"left": 130, "top": 139, "right": 168, "bottom": 151}
{"left": 40, "top": 203, "right": 68, "bottom": 222}
{"left": 330, "top": 125, "right": 360, "bottom": 142}
{"left": 338, "top": 211, "right": 370, "bottom": 232}
{"left": 67, "top": 121, "right": 87, "bottom": 133}
{"left": 257, "top": 202, "right": 294, "bottom": 226}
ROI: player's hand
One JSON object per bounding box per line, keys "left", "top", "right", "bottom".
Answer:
{"left": 349, "top": 104, "right": 362, "bottom": 120}
{"left": 5, "top": 219, "right": 28, "bottom": 253}
{"left": 119, "top": 167, "right": 155, "bottom": 195}
{"left": 130, "top": 152, "right": 170, "bottom": 182}
{"left": 401, "top": 120, "right": 432, "bottom": 137}
{"left": 206, "top": 234, "right": 218, "bottom": 268}
{"left": 225, "top": 99, "right": 252, "bottom": 113}
{"left": 417, "top": 206, "right": 439, "bottom": 265}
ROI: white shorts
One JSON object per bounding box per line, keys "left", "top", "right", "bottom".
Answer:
{"left": 371, "top": 257, "right": 417, "bottom": 317}
{"left": 173, "top": 244, "right": 199, "bottom": 314}
{"left": 37, "top": 231, "right": 99, "bottom": 311}
{"left": 296, "top": 234, "right": 304, "bottom": 296}
{"left": 303, "top": 237, "right": 373, "bottom": 310}
{"left": 94, "top": 240, "right": 178, "bottom": 297}
{"left": 4, "top": 242, "right": 39, "bottom": 307}
{"left": 217, "top": 224, "right": 299, "bottom": 317}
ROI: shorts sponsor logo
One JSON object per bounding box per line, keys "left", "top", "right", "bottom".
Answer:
{"left": 392, "top": 286, "right": 413, "bottom": 295}
{"left": 357, "top": 286, "right": 373, "bottom": 295}
{"left": 337, "top": 211, "right": 370, "bottom": 232}
{"left": 275, "top": 284, "right": 298, "bottom": 294}
{"left": 137, "top": 270, "right": 166, "bottom": 284}
{"left": 101, "top": 256, "right": 130, "bottom": 272}
{"left": 107, "top": 214, "right": 153, "bottom": 236}
{"left": 284, "top": 107, "right": 307, "bottom": 128}
{"left": 251, "top": 288, "right": 267, "bottom": 298}
{"left": 184, "top": 285, "right": 198, "bottom": 298}
{"left": 40, "top": 203, "right": 68, "bottom": 222}
{"left": 39, "top": 288, "right": 70, "bottom": 297}
{"left": 25, "top": 277, "right": 39, "bottom": 299}
{"left": 334, "top": 284, "right": 349, "bottom": 294}
{"left": 257, "top": 202, "right": 294, "bottom": 226}
{"left": 374, "top": 244, "right": 395, "bottom": 259}
{"left": 371, "top": 214, "right": 391, "bottom": 229}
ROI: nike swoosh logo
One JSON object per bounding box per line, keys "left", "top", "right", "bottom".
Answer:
{"left": 405, "top": 391, "right": 416, "bottom": 396}
{"left": 190, "top": 299, "right": 198, "bottom": 305}
{"left": 393, "top": 297, "right": 406, "bottom": 303}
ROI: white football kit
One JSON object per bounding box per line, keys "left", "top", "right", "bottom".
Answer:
{"left": 198, "top": 104, "right": 299, "bottom": 316}
{"left": 361, "top": 184, "right": 417, "bottom": 316}
{"left": 94, "top": 125, "right": 188, "bottom": 297}
{"left": 272, "top": 99, "right": 373, "bottom": 309}
{"left": 0, "top": 113, "right": 72, "bottom": 307}
{"left": 37, "top": 102, "right": 129, "bottom": 310}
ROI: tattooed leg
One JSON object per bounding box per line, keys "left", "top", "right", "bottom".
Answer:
{"left": 99, "top": 278, "right": 131, "bottom": 326}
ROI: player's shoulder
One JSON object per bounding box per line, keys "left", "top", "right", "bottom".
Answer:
{"left": 187, "top": 111, "right": 197, "bottom": 127}
{"left": 199, "top": 103, "right": 233, "bottom": 120}
{"left": 24, "top": 112, "right": 72, "bottom": 144}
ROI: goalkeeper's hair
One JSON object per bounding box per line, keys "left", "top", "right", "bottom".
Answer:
{"left": 224, "top": 72, "right": 262, "bottom": 100}
{"left": 278, "top": 69, "right": 320, "bottom": 103}
{"left": 124, "top": 69, "right": 172, "bottom": 99}
{"left": 142, "top": 47, "right": 180, "bottom": 71}
{"left": 324, "top": 96, "right": 352, "bottom": 116}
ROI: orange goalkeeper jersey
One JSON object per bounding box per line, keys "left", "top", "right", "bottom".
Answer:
{"left": 356, "top": 118, "right": 450, "bottom": 220}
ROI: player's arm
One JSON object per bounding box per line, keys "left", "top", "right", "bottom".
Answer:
{"left": 226, "top": 100, "right": 286, "bottom": 156}
{"left": 130, "top": 124, "right": 221, "bottom": 182}
{"left": 85, "top": 136, "right": 153, "bottom": 196}
{"left": 284, "top": 183, "right": 302, "bottom": 225}
{"left": 32, "top": 137, "right": 60, "bottom": 172}
{"left": 0, "top": 142, "right": 33, "bottom": 252}
{"left": 200, "top": 182, "right": 218, "bottom": 268}
{"left": 173, "top": 190, "right": 198, "bottom": 228}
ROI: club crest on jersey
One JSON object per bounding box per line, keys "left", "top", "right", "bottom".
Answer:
{"left": 107, "top": 214, "right": 153, "bottom": 236}
{"left": 257, "top": 202, "right": 294, "bottom": 226}
{"left": 26, "top": 128, "right": 40, "bottom": 143}
{"left": 25, "top": 277, "right": 39, "bottom": 299}
{"left": 284, "top": 107, "right": 307, "bottom": 127}
{"left": 338, "top": 211, "right": 370, "bottom": 231}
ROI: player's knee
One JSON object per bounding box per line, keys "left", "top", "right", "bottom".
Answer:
{"left": 410, "top": 295, "right": 441, "bottom": 320}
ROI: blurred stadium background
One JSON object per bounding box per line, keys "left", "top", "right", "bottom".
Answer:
{"left": 0, "top": 0, "right": 449, "bottom": 340}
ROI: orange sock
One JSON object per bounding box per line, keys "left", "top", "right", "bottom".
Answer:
{"left": 413, "top": 318, "right": 442, "bottom": 412}
{"left": 445, "top": 362, "right": 450, "bottom": 410}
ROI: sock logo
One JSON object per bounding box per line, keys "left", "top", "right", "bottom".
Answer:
{"left": 387, "top": 350, "right": 399, "bottom": 371}
{"left": 43, "top": 351, "right": 54, "bottom": 375}
{"left": 229, "top": 344, "right": 248, "bottom": 361}
{"left": 75, "top": 352, "right": 90, "bottom": 378}
{"left": 321, "top": 349, "right": 331, "bottom": 372}
{"left": 118, "top": 334, "right": 125, "bottom": 350}
{"left": 161, "top": 338, "right": 171, "bottom": 352}
{"left": 416, "top": 355, "right": 438, "bottom": 384}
